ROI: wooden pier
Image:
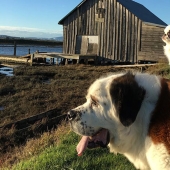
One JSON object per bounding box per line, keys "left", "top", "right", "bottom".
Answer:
{"left": 33, "top": 52, "right": 98, "bottom": 65}
{"left": 0, "top": 54, "right": 31, "bottom": 63}
{"left": 0, "top": 52, "right": 99, "bottom": 65}
{"left": 0, "top": 52, "right": 159, "bottom": 70}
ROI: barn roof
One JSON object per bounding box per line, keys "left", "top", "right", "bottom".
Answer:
{"left": 117, "top": 0, "right": 167, "bottom": 26}
{"left": 58, "top": 0, "right": 167, "bottom": 26}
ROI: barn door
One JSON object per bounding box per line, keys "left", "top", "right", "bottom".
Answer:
{"left": 75, "top": 35, "right": 98, "bottom": 54}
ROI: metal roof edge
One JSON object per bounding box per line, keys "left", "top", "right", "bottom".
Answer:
{"left": 58, "top": 0, "right": 86, "bottom": 25}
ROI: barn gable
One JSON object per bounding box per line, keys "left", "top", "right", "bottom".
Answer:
{"left": 59, "top": 0, "right": 166, "bottom": 27}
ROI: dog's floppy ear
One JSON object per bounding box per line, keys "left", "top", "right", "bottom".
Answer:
{"left": 109, "top": 72, "right": 145, "bottom": 126}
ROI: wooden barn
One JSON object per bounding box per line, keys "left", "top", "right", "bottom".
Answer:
{"left": 58, "top": 0, "right": 167, "bottom": 64}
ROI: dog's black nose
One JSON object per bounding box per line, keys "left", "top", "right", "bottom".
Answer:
{"left": 67, "top": 110, "right": 77, "bottom": 121}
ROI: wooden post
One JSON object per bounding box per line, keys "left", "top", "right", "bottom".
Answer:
{"left": 14, "top": 41, "right": 16, "bottom": 56}
{"left": 50, "top": 58, "right": 53, "bottom": 64}
{"left": 30, "top": 54, "right": 34, "bottom": 66}
{"left": 28, "top": 49, "right": 30, "bottom": 54}
{"left": 85, "top": 59, "right": 88, "bottom": 64}
{"left": 94, "top": 56, "right": 98, "bottom": 65}
{"left": 65, "top": 59, "right": 68, "bottom": 65}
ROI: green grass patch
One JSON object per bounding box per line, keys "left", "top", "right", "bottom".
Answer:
{"left": 12, "top": 132, "right": 135, "bottom": 170}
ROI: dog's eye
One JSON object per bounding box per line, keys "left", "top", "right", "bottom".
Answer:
{"left": 91, "top": 100, "right": 98, "bottom": 107}
{"left": 90, "top": 95, "right": 99, "bottom": 108}
{"left": 168, "top": 32, "right": 170, "bottom": 38}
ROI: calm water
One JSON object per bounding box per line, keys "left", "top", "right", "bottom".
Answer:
{"left": 0, "top": 45, "right": 63, "bottom": 76}
{"left": 0, "top": 45, "right": 63, "bottom": 56}
{"left": 0, "top": 66, "right": 13, "bottom": 76}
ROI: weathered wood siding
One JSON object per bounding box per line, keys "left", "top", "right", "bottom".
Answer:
{"left": 61, "top": 0, "right": 164, "bottom": 63}
{"left": 138, "top": 23, "right": 165, "bottom": 62}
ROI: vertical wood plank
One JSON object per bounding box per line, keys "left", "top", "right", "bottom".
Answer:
{"left": 99, "top": 0, "right": 104, "bottom": 58}
{"left": 63, "top": 26, "right": 66, "bottom": 53}
{"left": 69, "top": 21, "right": 72, "bottom": 53}
{"left": 92, "top": 0, "right": 96, "bottom": 35}
{"left": 118, "top": 4, "right": 122, "bottom": 61}
{"left": 134, "top": 16, "right": 138, "bottom": 63}
{"left": 106, "top": 0, "right": 111, "bottom": 59}
{"left": 108, "top": 0, "right": 113, "bottom": 59}
{"left": 66, "top": 20, "right": 69, "bottom": 53}
{"left": 77, "top": 7, "right": 79, "bottom": 35}
{"left": 73, "top": 15, "right": 76, "bottom": 54}
{"left": 71, "top": 19, "right": 74, "bottom": 53}
{"left": 112, "top": 0, "right": 116, "bottom": 60}
{"left": 79, "top": 6, "right": 82, "bottom": 34}
{"left": 89, "top": 1, "right": 92, "bottom": 35}
{"left": 100, "top": 22, "right": 104, "bottom": 57}
{"left": 103, "top": 0, "right": 107, "bottom": 58}
{"left": 138, "top": 20, "right": 142, "bottom": 51}
{"left": 122, "top": 6, "right": 126, "bottom": 61}
{"left": 124, "top": 9, "right": 129, "bottom": 61}
{"left": 115, "top": 1, "right": 119, "bottom": 60}
{"left": 130, "top": 14, "right": 135, "bottom": 62}
{"left": 127, "top": 11, "right": 131, "bottom": 61}
{"left": 86, "top": 3, "right": 89, "bottom": 35}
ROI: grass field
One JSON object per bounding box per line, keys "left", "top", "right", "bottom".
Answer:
{"left": 8, "top": 125, "right": 136, "bottom": 170}
{"left": 1, "top": 63, "right": 170, "bottom": 169}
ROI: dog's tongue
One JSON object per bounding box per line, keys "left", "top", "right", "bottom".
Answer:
{"left": 76, "top": 136, "right": 89, "bottom": 156}
{"left": 76, "top": 129, "right": 109, "bottom": 156}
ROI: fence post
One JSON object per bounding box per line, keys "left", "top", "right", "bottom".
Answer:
{"left": 30, "top": 54, "right": 34, "bottom": 66}
{"left": 14, "top": 41, "right": 16, "bottom": 56}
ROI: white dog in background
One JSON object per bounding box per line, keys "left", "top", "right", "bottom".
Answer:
{"left": 162, "top": 25, "right": 170, "bottom": 65}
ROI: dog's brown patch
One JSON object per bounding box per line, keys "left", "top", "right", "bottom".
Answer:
{"left": 110, "top": 72, "right": 145, "bottom": 126}
{"left": 149, "top": 78, "right": 170, "bottom": 153}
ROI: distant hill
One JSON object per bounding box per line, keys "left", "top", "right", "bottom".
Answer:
{"left": 51, "top": 37, "right": 63, "bottom": 42}
{"left": 0, "top": 35, "right": 63, "bottom": 46}
{"left": 0, "top": 35, "right": 63, "bottom": 42}
{"left": 0, "top": 35, "right": 19, "bottom": 39}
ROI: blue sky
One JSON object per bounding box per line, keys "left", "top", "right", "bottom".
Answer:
{"left": 0, "top": 0, "right": 169, "bottom": 38}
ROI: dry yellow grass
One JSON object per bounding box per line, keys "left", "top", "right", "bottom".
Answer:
{"left": 0, "top": 122, "right": 69, "bottom": 169}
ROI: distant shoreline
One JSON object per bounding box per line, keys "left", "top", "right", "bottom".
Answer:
{"left": 0, "top": 44, "right": 63, "bottom": 47}
{"left": 0, "top": 38, "right": 63, "bottom": 46}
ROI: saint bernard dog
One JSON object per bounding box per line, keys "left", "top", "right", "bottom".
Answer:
{"left": 67, "top": 72, "right": 170, "bottom": 170}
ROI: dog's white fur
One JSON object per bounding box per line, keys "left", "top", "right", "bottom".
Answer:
{"left": 69, "top": 72, "right": 170, "bottom": 170}
{"left": 162, "top": 25, "right": 170, "bottom": 65}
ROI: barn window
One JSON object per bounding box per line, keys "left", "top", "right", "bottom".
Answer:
{"left": 95, "top": 0, "right": 105, "bottom": 22}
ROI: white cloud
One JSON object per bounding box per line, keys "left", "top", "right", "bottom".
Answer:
{"left": 0, "top": 26, "right": 41, "bottom": 32}
{"left": 0, "top": 26, "right": 63, "bottom": 38}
